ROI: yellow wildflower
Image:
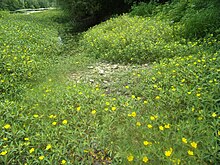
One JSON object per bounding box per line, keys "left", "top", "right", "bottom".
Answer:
{"left": 159, "top": 126, "right": 164, "bottom": 131}
{"left": 150, "top": 116, "right": 155, "bottom": 120}
{"left": 111, "top": 107, "right": 116, "bottom": 111}
{"left": 46, "top": 144, "right": 52, "bottom": 150}
{"left": 147, "top": 124, "right": 153, "bottom": 128}
{"left": 39, "top": 155, "right": 45, "bottom": 160}
{"left": 188, "top": 150, "right": 194, "bottom": 156}
{"left": 165, "top": 148, "right": 173, "bottom": 157}
{"left": 155, "top": 96, "right": 160, "bottom": 100}
{"left": 29, "top": 148, "right": 35, "bottom": 154}
{"left": 182, "top": 138, "right": 187, "bottom": 144}
{"left": 212, "top": 112, "right": 217, "bottom": 117}
{"left": 52, "top": 122, "right": 57, "bottom": 126}
{"left": 143, "top": 141, "right": 152, "bottom": 146}
{"left": 164, "top": 124, "right": 170, "bottom": 129}
{"left": 49, "top": 115, "right": 56, "bottom": 119}
{"left": 142, "top": 156, "right": 149, "bottom": 163}
{"left": 4, "top": 124, "right": 11, "bottom": 129}
{"left": 62, "top": 120, "right": 68, "bottom": 125}
{"left": 0, "top": 151, "right": 7, "bottom": 156}
{"left": 91, "top": 110, "right": 96, "bottom": 115}
{"left": 131, "top": 112, "right": 136, "bottom": 117}
{"left": 61, "top": 160, "right": 66, "bottom": 164}
{"left": 76, "top": 106, "right": 81, "bottom": 111}
{"left": 143, "top": 100, "right": 148, "bottom": 104}
{"left": 127, "top": 155, "right": 134, "bottom": 162}
{"left": 24, "top": 137, "right": 29, "bottom": 141}
{"left": 191, "top": 142, "right": 197, "bottom": 149}
{"left": 136, "top": 122, "right": 141, "bottom": 126}
{"left": 198, "top": 117, "right": 203, "bottom": 120}
{"left": 33, "top": 114, "right": 39, "bottom": 118}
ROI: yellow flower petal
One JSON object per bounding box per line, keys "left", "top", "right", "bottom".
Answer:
{"left": 46, "top": 144, "right": 52, "bottom": 150}
{"left": 191, "top": 142, "right": 197, "bottom": 149}
{"left": 62, "top": 120, "right": 68, "bottom": 125}
{"left": 52, "top": 122, "right": 57, "bottom": 126}
{"left": 131, "top": 112, "right": 136, "bottom": 117}
{"left": 4, "top": 124, "right": 11, "bottom": 129}
{"left": 142, "top": 156, "right": 149, "bottom": 163}
{"left": 182, "top": 138, "right": 187, "bottom": 144}
{"left": 0, "top": 151, "right": 7, "bottom": 156}
{"left": 61, "top": 160, "right": 66, "bottom": 164}
{"left": 39, "top": 155, "right": 45, "bottom": 160}
{"left": 127, "top": 155, "right": 134, "bottom": 162}
{"left": 91, "top": 110, "right": 96, "bottom": 114}
{"left": 29, "top": 148, "right": 35, "bottom": 154}
{"left": 136, "top": 122, "right": 141, "bottom": 126}
{"left": 188, "top": 150, "right": 194, "bottom": 156}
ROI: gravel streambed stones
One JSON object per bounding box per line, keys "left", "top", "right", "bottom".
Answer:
{"left": 70, "top": 62, "right": 150, "bottom": 95}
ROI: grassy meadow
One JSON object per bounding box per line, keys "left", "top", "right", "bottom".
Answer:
{"left": 0, "top": 6, "right": 219, "bottom": 165}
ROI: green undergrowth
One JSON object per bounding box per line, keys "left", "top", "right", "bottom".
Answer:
{"left": 80, "top": 14, "right": 185, "bottom": 64}
{"left": 1, "top": 6, "right": 220, "bottom": 165}
{"left": 130, "top": 0, "right": 220, "bottom": 40}
{"left": 0, "top": 10, "right": 62, "bottom": 99}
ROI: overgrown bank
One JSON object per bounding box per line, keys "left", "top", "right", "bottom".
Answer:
{"left": 0, "top": 2, "right": 220, "bottom": 164}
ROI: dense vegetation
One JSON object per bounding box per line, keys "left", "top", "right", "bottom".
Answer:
{"left": 0, "top": 11, "right": 60, "bottom": 99}
{"left": 56, "top": 0, "right": 170, "bottom": 31}
{"left": 0, "top": 0, "right": 219, "bottom": 164}
{"left": 0, "top": 0, "right": 56, "bottom": 10}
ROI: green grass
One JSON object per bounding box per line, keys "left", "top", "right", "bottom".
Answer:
{"left": 0, "top": 8, "right": 220, "bottom": 165}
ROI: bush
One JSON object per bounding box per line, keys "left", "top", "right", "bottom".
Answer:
{"left": 80, "top": 14, "right": 189, "bottom": 64}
